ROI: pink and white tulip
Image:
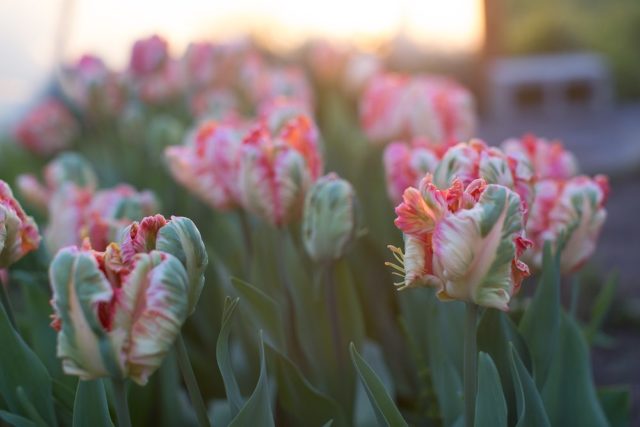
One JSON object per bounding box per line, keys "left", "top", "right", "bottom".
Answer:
{"left": 14, "top": 99, "right": 78, "bottom": 156}
{"left": 0, "top": 180, "right": 40, "bottom": 267}
{"left": 388, "top": 176, "right": 531, "bottom": 311}
{"left": 501, "top": 134, "right": 579, "bottom": 180}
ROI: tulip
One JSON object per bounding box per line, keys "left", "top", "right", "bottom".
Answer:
{"left": 45, "top": 184, "right": 158, "bottom": 254}
{"left": 165, "top": 120, "right": 244, "bottom": 211}
{"left": 433, "top": 139, "right": 535, "bottom": 214}
{"left": 359, "top": 73, "right": 476, "bottom": 145}
{"left": 14, "top": 99, "right": 78, "bottom": 155}
{"left": 121, "top": 215, "right": 208, "bottom": 314}
{"left": 49, "top": 241, "right": 189, "bottom": 385}
{"left": 501, "top": 134, "right": 579, "bottom": 180}
{"left": 388, "top": 176, "right": 531, "bottom": 311}
{"left": 129, "top": 34, "right": 170, "bottom": 77}
{"left": 383, "top": 138, "right": 449, "bottom": 205}
{"left": 302, "top": 174, "right": 359, "bottom": 263}
{"left": 239, "top": 114, "right": 322, "bottom": 227}
{"left": 526, "top": 175, "right": 608, "bottom": 274}
{"left": 0, "top": 180, "right": 40, "bottom": 268}
{"left": 17, "top": 152, "right": 97, "bottom": 212}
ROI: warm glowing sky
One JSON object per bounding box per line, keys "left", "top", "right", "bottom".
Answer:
{"left": 0, "top": 0, "right": 483, "bottom": 124}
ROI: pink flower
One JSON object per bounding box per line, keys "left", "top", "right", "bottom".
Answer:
{"left": 137, "top": 59, "right": 185, "bottom": 105}
{"left": 182, "top": 41, "right": 217, "bottom": 90}
{"left": 165, "top": 120, "right": 245, "bottom": 211}
{"left": 383, "top": 138, "right": 450, "bottom": 205}
{"left": 129, "top": 34, "right": 170, "bottom": 77}
{"left": 359, "top": 73, "right": 476, "bottom": 145}
{"left": 341, "top": 52, "right": 382, "bottom": 96}
{"left": 239, "top": 114, "right": 323, "bottom": 226}
{"left": 388, "top": 176, "right": 531, "bottom": 311}
{"left": 501, "top": 134, "right": 579, "bottom": 180}
{"left": 433, "top": 140, "right": 535, "bottom": 216}
{"left": 0, "top": 180, "right": 41, "bottom": 267}
{"left": 526, "top": 175, "right": 609, "bottom": 274}
{"left": 14, "top": 99, "right": 78, "bottom": 155}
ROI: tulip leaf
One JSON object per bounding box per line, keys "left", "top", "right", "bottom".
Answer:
{"left": 0, "top": 410, "right": 37, "bottom": 427}
{"left": 0, "top": 303, "right": 57, "bottom": 426}
{"left": 230, "top": 278, "right": 286, "bottom": 351}
{"left": 72, "top": 380, "right": 113, "bottom": 427}
{"left": 266, "top": 343, "right": 347, "bottom": 427}
{"left": 353, "top": 341, "right": 395, "bottom": 427}
{"left": 585, "top": 273, "right": 618, "bottom": 344}
{"left": 478, "top": 308, "right": 531, "bottom": 426}
{"left": 541, "top": 313, "right": 608, "bottom": 427}
{"left": 509, "top": 345, "right": 550, "bottom": 427}
{"left": 519, "top": 242, "right": 560, "bottom": 388}
{"left": 229, "top": 334, "right": 274, "bottom": 427}
{"left": 349, "top": 343, "right": 408, "bottom": 427}
{"left": 597, "top": 386, "right": 630, "bottom": 427}
{"left": 475, "top": 352, "right": 507, "bottom": 427}
{"left": 216, "top": 296, "right": 244, "bottom": 418}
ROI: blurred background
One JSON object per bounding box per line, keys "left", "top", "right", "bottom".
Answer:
{"left": 1, "top": 0, "right": 639, "bottom": 421}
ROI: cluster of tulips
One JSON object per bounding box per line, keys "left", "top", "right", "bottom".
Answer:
{"left": 0, "top": 33, "right": 623, "bottom": 427}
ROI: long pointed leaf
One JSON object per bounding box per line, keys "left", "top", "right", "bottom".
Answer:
{"left": 216, "top": 296, "right": 243, "bottom": 418}
{"left": 475, "top": 352, "right": 507, "bottom": 427}
{"left": 509, "top": 345, "right": 550, "bottom": 427}
{"left": 72, "top": 380, "right": 113, "bottom": 427}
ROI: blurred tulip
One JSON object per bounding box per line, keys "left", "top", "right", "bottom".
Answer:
{"left": 341, "top": 52, "right": 382, "bottom": 96}
{"left": 121, "top": 214, "right": 208, "bottom": 314}
{"left": 383, "top": 138, "right": 449, "bottom": 204}
{"left": 502, "top": 134, "right": 579, "bottom": 180}
{"left": 14, "top": 99, "right": 78, "bottom": 155}
{"left": 145, "top": 114, "right": 185, "bottom": 152}
{"left": 388, "top": 176, "right": 531, "bottom": 310}
{"left": 433, "top": 139, "right": 535, "bottom": 214}
{"left": 17, "top": 152, "right": 97, "bottom": 212}
{"left": 0, "top": 180, "right": 40, "bottom": 267}
{"left": 137, "top": 59, "right": 185, "bottom": 105}
{"left": 129, "top": 34, "right": 170, "bottom": 77}
{"left": 302, "top": 173, "right": 359, "bottom": 263}
{"left": 45, "top": 184, "right": 158, "bottom": 254}
{"left": 165, "top": 120, "right": 244, "bottom": 211}
{"left": 359, "top": 73, "right": 476, "bottom": 145}
{"left": 239, "top": 114, "right": 323, "bottom": 226}
{"left": 526, "top": 175, "right": 609, "bottom": 274}
{"left": 49, "top": 241, "right": 189, "bottom": 385}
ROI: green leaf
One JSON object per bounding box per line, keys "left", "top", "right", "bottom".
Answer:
{"left": 72, "top": 380, "right": 113, "bottom": 427}
{"left": 354, "top": 341, "right": 396, "bottom": 427}
{"left": 216, "top": 296, "right": 244, "bottom": 418}
{"left": 541, "top": 313, "right": 609, "bottom": 427}
{"left": 349, "top": 343, "right": 408, "bottom": 427}
{"left": 229, "top": 334, "right": 274, "bottom": 427}
{"left": 0, "top": 303, "right": 57, "bottom": 426}
{"left": 475, "top": 352, "right": 507, "bottom": 427}
{"left": 509, "top": 345, "right": 550, "bottom": 427}
{"left": 519, "top": 242, "right": 560, "bottom": 388}
{"left": 266, "top": 343, "right": 347, "bottom": 427}
{"left": 478, "top": 308, "right": 531, "bottom": 426}
{"left": 585, "top": 273, "right": 618, "bottom": 344}
{"left": 598, "top": 386, "right": 631, "bottom": 427}
{"left": 0, "top": 410, "right": 37, "bottom": 427}
{"left": 231, "top": 278, "right": 286, "bottom": 351}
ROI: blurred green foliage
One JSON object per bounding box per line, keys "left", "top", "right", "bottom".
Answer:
{"left": 505, "top": 0, "right": 640, "bottom": 99}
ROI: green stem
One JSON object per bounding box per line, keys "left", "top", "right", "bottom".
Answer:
{"left": 0, "top": 279, "right": 16, "bottom": 329}
{"left": 464, "top": 302, "right": 479, "bottom": 427}
{"left": 569, "top": 277, "right": 580, "bottom": 318}
{"left": 176, "top": 334, "right": 211, "bottom": 427}
{"left": 324, "top": 262, "right": 344, "bottom": 369}
{"left": 111, "top": 378, "right": 132, "bottom": 427}
{"left": 237, "top": 210, "right": 253, "bottom": 279}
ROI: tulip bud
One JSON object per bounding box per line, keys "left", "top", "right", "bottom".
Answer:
{"left": 302, "top": 174, "right": 358, "bottom": 263}
{"left": 121, "top": 215, "right": 208, "bottom": 314}
{"left": 50, "top": 242, "right": 189, "bottom": 385}
{"left": 129, "top": 34, "right": 169, "bottom": 77}
{"left": 0, "top": 180, "right": 41, "bottom": 267}
{"left": 388, "top": 176, "right": 531, "bottom": 311}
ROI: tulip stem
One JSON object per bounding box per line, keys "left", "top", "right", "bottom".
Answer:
{"left": 112, "top": 378, "right": 132, "bottom": 427}
{"left": 463, "top": 302, "right": 478, "bottom": 427}
{"left": 0, "top": 280, "right": 16, "bottom": 329}
{"left": 237, "top": 210, "right": 253, "bottom": 278}
{"left": 324, "top": 262, "right": 345, "bottom": 369}
{"left": 176, "top": 335, "right": 211, "bottom": 427}
{"left": 570, "top": 277, "right": 580, "bottom": 318}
